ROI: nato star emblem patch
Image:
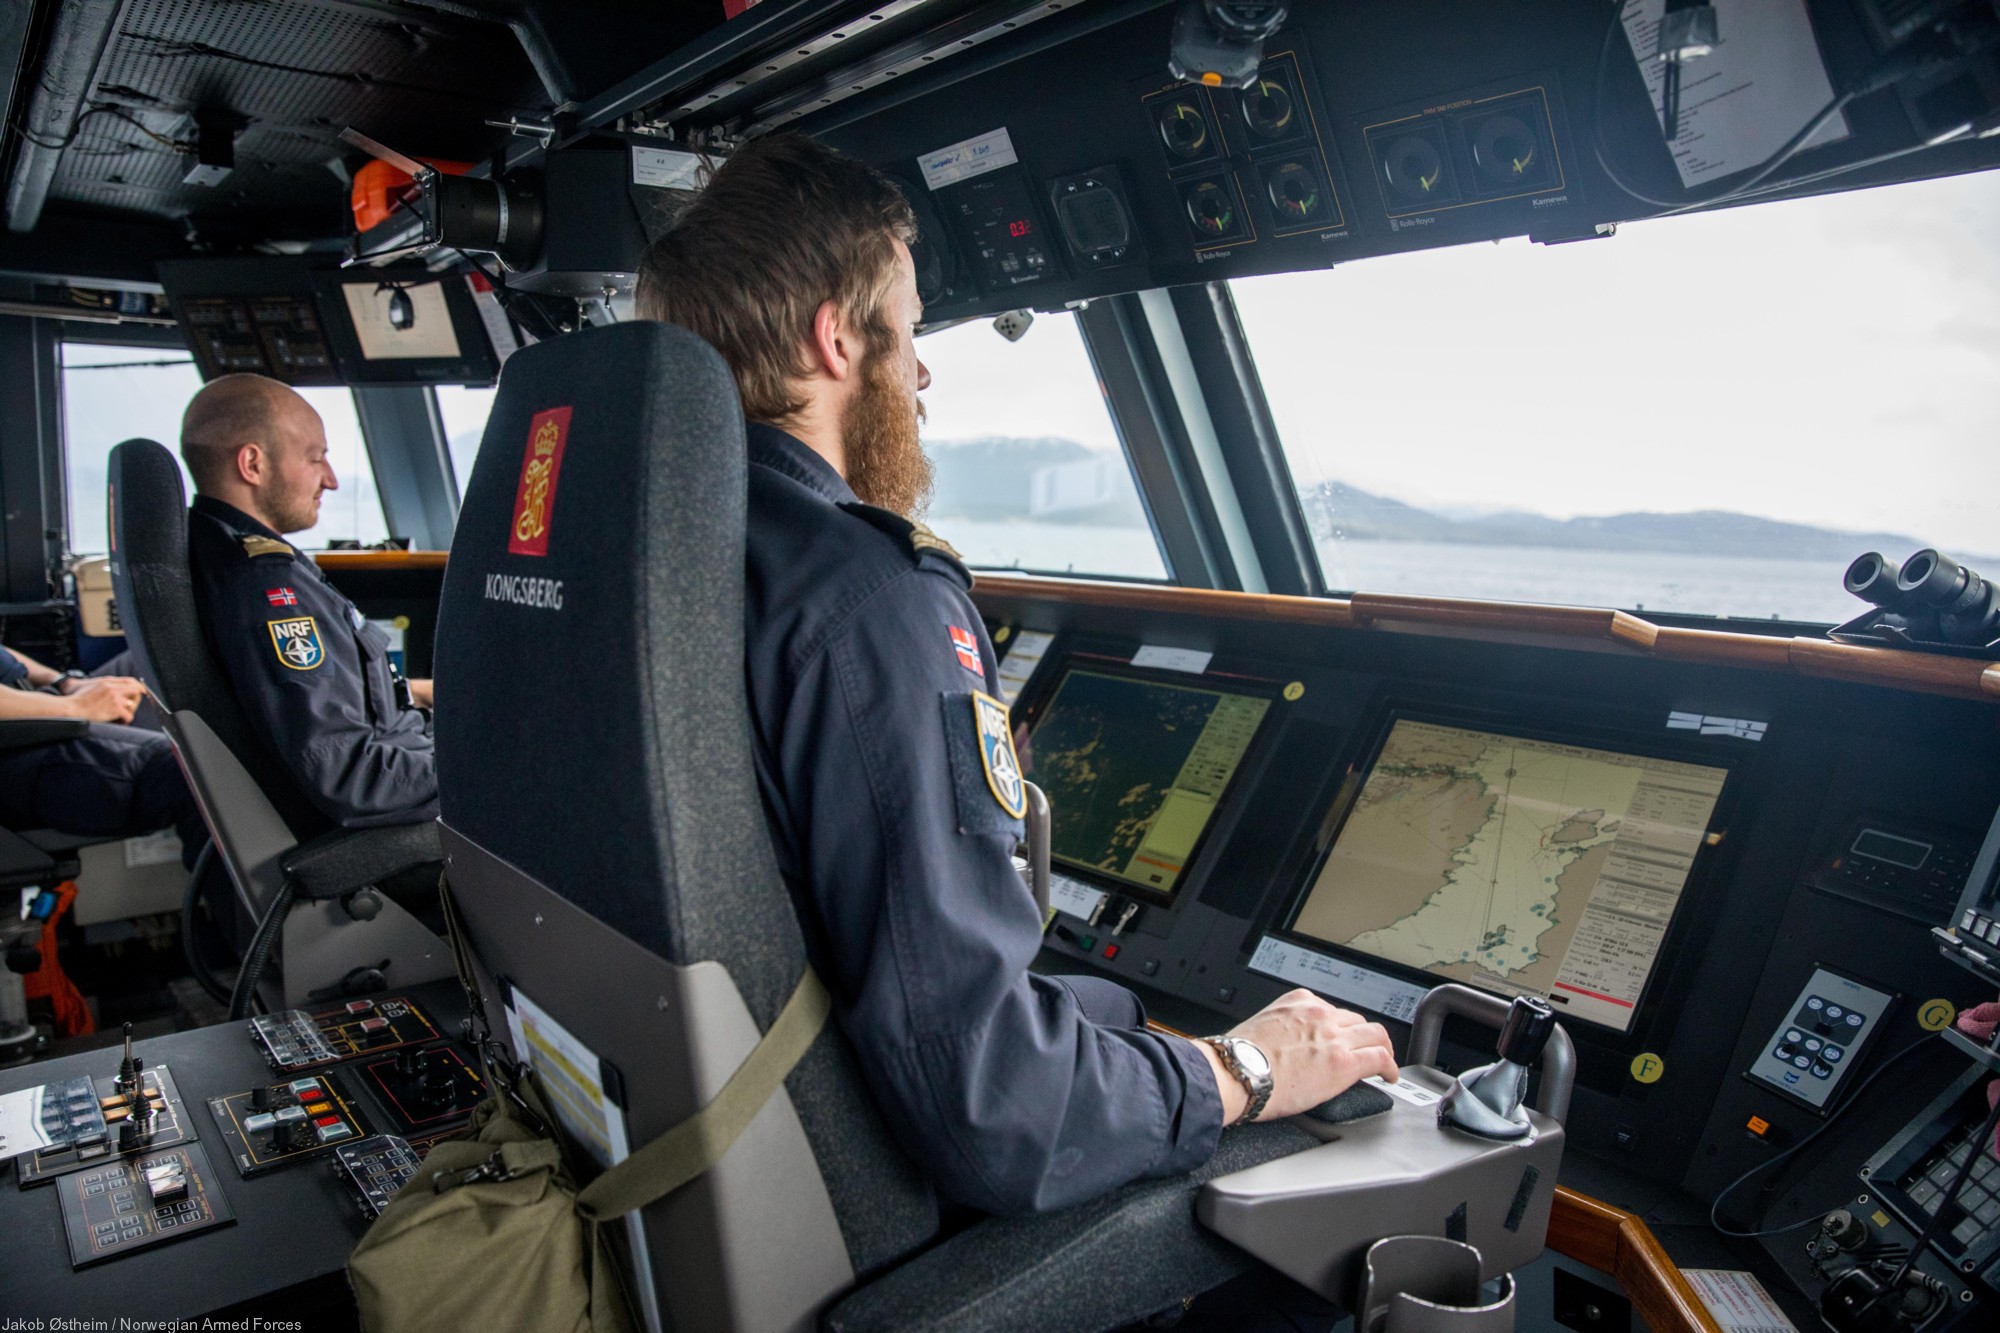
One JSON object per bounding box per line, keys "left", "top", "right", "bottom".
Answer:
{"left": 972, "top": 690, "right": 1026, "bottom": 820}
{"left": 268, "top": 616, "right": 324, "bottom": 671}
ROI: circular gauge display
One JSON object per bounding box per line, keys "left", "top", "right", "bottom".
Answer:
{"left": 1184, "top": 181, "right": 1235, "bottom": 237}
{"left": 1266, "top": 162, "right": 1322, "bottom": 220}
{"left": 1382, "top": 135, "right": 1446, "bottom": 202}
{"left": 1241, "top": 78, "right": 1296, "bottom": 140}
{"left": 1157, "top": 101, "right": 1212, "bottom": 160}
{"left": 1471, "top": 114, "right": 1538, "bottom": 185}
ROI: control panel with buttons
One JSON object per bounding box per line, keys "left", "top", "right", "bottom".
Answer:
{"left": 1808, "top": 819, "right": 1977, "bottom": 927}
{"left": 57, "top": 1142, "right": 234, "bottom": 1268}
{"left": 1745, "top": 967, "right": 1896, "bottom": 1112}
{"left": 205, "top": 1073, "right": 368, "bottom": 1176}
{"left": 331, "top": 1134, "right": 422, "bottom": 1218}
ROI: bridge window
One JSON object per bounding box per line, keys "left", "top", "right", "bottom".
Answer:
{"left": 919, "top": 309, "right": 1165, "bottom": 579}
{"left": 59, "top": 343, "right": 386, "bottom": 553}
{"left": 1232, "top": 170, "right": 2000, "bottom": 624}
{"left": 435, "top": 384, "right": 498, "bottom": 497}
{"left": 59, "top": 344, "right": 201, "bottom": 556}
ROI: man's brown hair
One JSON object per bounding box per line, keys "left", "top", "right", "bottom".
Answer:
{"left": 635, "top": 135, "right": 917, "bottom": 424}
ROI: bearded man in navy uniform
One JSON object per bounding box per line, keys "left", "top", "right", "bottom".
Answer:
{"left": 635, "top": 136, "right": 1399, "bottom": 1225}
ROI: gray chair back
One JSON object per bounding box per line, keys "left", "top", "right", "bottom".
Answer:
{"left": 433, "top": 322, "right": 937, "bottom": 1331}
{"left": 106, "top": 437, "right": 330, "bottom": 842}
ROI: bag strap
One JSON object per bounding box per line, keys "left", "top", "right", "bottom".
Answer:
{"left": 573, "top": 966, "right": 830, "bottom": 1222}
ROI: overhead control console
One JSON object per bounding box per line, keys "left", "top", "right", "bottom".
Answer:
{"left": 1359, "top": 76, "right": 1578, "bottom": 239}
{"left": 1135, "top": 41, "right": 1351, "bottom": 259}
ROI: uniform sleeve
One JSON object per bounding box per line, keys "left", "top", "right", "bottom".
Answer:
{"left": 0, "top": 649, "right": 27, "bottom": 688}
{"left": 779, "top": 568, "right": 1223, "bottom": 1216}
{"left": 205, "top": 558, "right": 437, "bottom": 827}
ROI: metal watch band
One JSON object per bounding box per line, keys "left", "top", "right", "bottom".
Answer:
{"left": 1202, "top": 1035, "right": 1273, "bottom": 1125}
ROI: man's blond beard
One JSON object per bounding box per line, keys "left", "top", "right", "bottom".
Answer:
{"left": 841, "top": 349, "right": 933, "bottom": 518}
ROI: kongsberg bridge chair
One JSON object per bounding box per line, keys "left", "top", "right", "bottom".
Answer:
{"left": 106, "top": 437, "right": 449, "bottom": 1013}
{"left": 431, "top": 321, "right": 1319, "bottom": 1333}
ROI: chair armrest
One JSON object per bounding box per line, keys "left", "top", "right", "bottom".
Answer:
{"left": 0, "top": 718, "right": 89, "bottom": 751}
{"left": 281, "top": 820, "right": 442, "bottom": 900}
{"left": 824, "top": 1121, "right": 1315, "bottom": 1333}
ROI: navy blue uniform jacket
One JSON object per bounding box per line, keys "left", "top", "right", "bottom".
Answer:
{"left": 742, "top": 422, "right": 1223, "bottom": 1216}
{"left": 187, "top": 495, "right": 437, "bottom": 827}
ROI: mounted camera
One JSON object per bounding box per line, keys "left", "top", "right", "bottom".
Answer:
{"left": 1168, "top": 0, "right": 1289, "bottom": 89}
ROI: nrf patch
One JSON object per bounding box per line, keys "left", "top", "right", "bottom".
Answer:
{"left": 268, "top": 616, "right": 324, "bottom": 671}
{"left": 948, "top": 624, "right": 982, "bottom": 676}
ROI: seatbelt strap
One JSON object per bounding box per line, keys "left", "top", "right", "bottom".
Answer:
{"left": 574, "top": 965, "right": 830, "bottom": 1222}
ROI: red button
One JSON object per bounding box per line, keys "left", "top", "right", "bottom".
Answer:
{"left": 1102, "top": 944, "right": 1119, "bottom": 960}
{"left": 315, "top": 1115, "right": 342, "bottom": 1128}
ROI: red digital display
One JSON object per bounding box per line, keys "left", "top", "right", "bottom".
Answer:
{"left": 1008, "top": 219, "right": 1033, "bottom": 238}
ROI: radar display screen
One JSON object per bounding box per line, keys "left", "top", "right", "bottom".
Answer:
{"left": 1023, "top": 665, "right": 1270, "bottom": 898}
{"left": 1290, "top": 719, "right": 1727, "bottom": 1032}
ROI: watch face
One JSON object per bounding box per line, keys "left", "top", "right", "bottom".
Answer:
{"left": 1233, "top": 1039, "right": 1271, "bottom": 1080}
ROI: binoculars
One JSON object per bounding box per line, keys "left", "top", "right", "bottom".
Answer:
{"left": 1843, "top": 549, "right": 2000, "bottom": 648}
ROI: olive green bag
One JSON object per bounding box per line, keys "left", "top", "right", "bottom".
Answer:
{"left": 346, "top": 881, "right": 830, "bottom": 1333}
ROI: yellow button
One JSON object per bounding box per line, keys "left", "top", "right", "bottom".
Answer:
{"left": 1630, "top": 1052, "right": 1666, "bottom": 1084}
{"left": 1917, "top": 999, "right": 1956, "bottom": 1032}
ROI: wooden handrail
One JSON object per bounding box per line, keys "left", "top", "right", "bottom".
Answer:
{"left": 313, "top": 550, "right": 449, "bottom": 570}
{"left": 306, "top": 559, "right": 1998, "bottom": 704}
{"left": 1548, "top": 1186, "right": 1721, "bottom": 1333}
{"left": 975, "top": 574, "right": 1999, "bottom": 705}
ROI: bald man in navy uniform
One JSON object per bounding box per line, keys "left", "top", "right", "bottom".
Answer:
{"left": 180, "top": 375, "right": 436, "bottom": 830}
{"left": 637, "top": 135, "right": 1399, "bottom": 1222}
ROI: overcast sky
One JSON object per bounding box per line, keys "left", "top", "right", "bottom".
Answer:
{"left": 921, "top": 167, "right": 1999, "bottom": 556}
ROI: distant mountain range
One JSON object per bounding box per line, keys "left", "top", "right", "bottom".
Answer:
{"left": 1294, "top": 481, "right": 1953, "bottom": 561}
{"left": 927, "top": 436, "right": 1964, "bottom": 562}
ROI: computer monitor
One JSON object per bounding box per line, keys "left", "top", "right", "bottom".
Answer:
{"left": 1021, "top": 662, "right": 1271, "bottom": 900}
{"left": 159, "top": 256, "right": 499, "bottom": 387}
{"left": 1287, "top": 717, "right": 1728, "bottom": 1033}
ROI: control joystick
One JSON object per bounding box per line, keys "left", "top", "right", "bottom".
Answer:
{"left": 1438, "top": 996, "right": 1556, "bottom": 1140}
{"left": 249, "top": 1084, "right": 271, "bottom": 1111}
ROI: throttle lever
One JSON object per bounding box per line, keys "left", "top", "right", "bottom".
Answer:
{"left": 1437, "top": 996, "right": 1556, "bottom": 1141}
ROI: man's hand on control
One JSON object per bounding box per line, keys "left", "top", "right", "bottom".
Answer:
{"left": 64, "top": 676, "right": 145, "bottom": 725}
{"left": 1195, "top": 988, "right": 1400, "bottom": 1125}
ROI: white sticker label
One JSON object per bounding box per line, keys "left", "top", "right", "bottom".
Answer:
{"left": 918, "top": 128, "right": 1018, "bottom": 192}
{"left": 1050, "top": 873, "right": 1107, "bottom": 923}
{"left": 1683, "top": 1270, "right": 1799, "bottom": 1333}
{"left": 1249, "top": 936, "right": 1428, "bottom": 1023}
{"left": 1131, "top": 645, "right": 1212, "bottom": 675}
{"left": 1667, "top": 711, "right": 1767, "bottom": 741}
{"left": 630, "top": 145, "right": 705, "bottom": 190}
{"left": 996, "top": 629, "right": 1054, "bottom": 704}
{"left": 1363, "top": 1074, "right": 1440, "bottom": 1107}
{"left": 123, "top": 828, "right": 184, "bottom": 869}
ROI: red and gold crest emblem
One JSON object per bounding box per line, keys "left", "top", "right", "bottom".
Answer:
{"left": 508, "top": 406, "right": 573, "bottom": 557}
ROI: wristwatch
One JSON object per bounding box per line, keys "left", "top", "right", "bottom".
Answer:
{"left": 1201, "top": 1035, "right": 1274, "bottom": 1124}
{"left": 51, "top": 669, "right": 85, "bottom": 694}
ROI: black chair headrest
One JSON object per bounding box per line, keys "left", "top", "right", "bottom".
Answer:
{"left": 435, "top": 321, "right": 806, "bottom": 1024}
{"left": 107, "top": 437, "right": 329, "bottom": 839}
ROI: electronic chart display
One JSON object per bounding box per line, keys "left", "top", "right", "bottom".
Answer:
{"left": 1289, "top": 719, "right": 1728, "bottom": 1032}
{"left": 1023, "top": 665, "right": 1271, "bottom": 899}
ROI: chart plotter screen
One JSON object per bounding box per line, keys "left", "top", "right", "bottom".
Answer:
{"left": 1023, "top": 665, "right": 1270, "bottom": 899}
{"left": 1290, "top": 719, "right": 1728, "bottom": 1032}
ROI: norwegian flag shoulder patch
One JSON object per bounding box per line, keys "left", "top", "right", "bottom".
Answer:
{"left": 266, "top": 587, "right": 300, "bottom": 607}
{"left": 948, "top": 624, "right": 982, "bottom": 677}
